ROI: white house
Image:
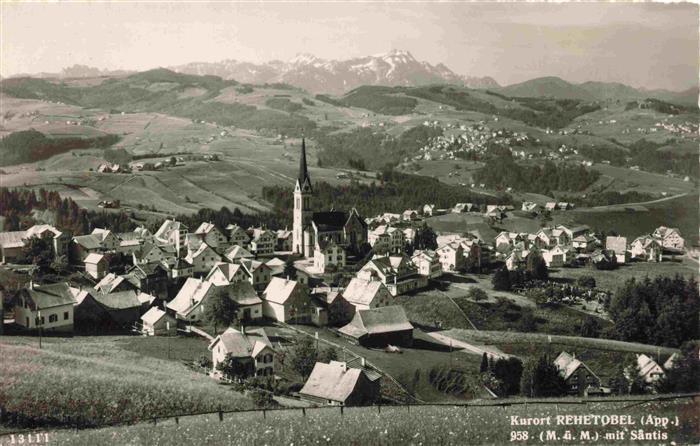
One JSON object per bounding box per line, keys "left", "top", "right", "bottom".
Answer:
{"left": 14, "top": 282, "right": 74, "bottom": 332}
{"left": 411, "top": 250, "right": 443, "bottom": 278}
{"left": 240, "top": 259, "right": 272, "bottom": 291}
{"left": 652, "top": 227, "right": 684, "bottom": 251}
{"left": 140, "top": 307, "right": 177, "bottom": 336}
{"left": 261, "top": 277, "right": 313, "bottom": 323}
{"left": 436, "top": 242, "right": 465, "bottom": 272}
{"left": 314, "top": 239, "right": 346, "bottom": 273}
{"left": 206, "top": 262, "right": 247, "bottom": 286}
{"left": 342, "top": 277, "right": 393, "bottom": 310}
{"left": 84, "top": 253, "right": 108, "bottom": 279}
{"left": 630, "top": 236, "right": 663, "bottom": 262}
{"left": 193, "top": 222, "right": 228, "bottom": 249}
{"left": 209, "top": 327, "right": 275, "bottom": 377}
{"left": 605, "top": 236, "right": 629, "bottom": 264}
{"left": 224, "top": 245, "right": 255, "bottom": 263}
{"left": 249, "top": 228, "right": 276, "bottom": 257}
{"left": 185, "top": 241, "right": 223, "bottom": 275}
{"left": 635, "top": 354, "right": 666, "bottom": 386}
{"left": 166, "top": 277, "right": 216, "bottom": 321}
{"left": 226, "top": 281, "right": 263, "bottom": 322}
{"left": 226, "top": 224, "right": 251, "bottom": 248}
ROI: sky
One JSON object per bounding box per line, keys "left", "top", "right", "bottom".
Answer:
{"left": 1, "top": 2, "right": 698, "bottom": 91}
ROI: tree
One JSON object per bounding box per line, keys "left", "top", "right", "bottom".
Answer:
{"left": 660, "top": 341, "right": 700, "bottom": 393}
{"left": 520, "top": 354, "right": 567, "bottom": 397}
{"left": 414, "top": 224, "right": 438, "bottom": 251}
{"left": 318, "top": 346, "right": 338, "bottom": 363}
{"left": 492, "top": 357, "right": 524, "bottom": 396}
{"left": 492, "top": 266, "right": 512, "bottom": 291}
{"left": 203, "top": 289, "right": 238, "bottom": 334}
{"left": 283, "top": 258, "right": 297, "bottom": 280}
{"left": 250, "top": 389, "right": 275, "bottom": 408}
{"left": 518, "top": 311, "right": 537, "bottom": 332}
{"left": 580, "top": 316, "right": 601, "bottom": 338}
{"left": 468, "top": 287, "right": 489, "bottom": 302}
{"left": 217, "top": 354, "right": 254, "bottom": 381}
{"left": 290, "top": 336, "right": 318, "bottom": 378}
{"left": 526, "top": 252, "right": 548, "bottom": 281}
{"left": 576, "top": 275, "right": 596, "bottom": 289}
{"left": 480, "top": 353, "right": 489, "bottom": 373}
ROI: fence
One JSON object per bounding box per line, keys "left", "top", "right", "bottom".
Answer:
{"left": 1, "top": 392, "right": 698, "bottom": 437}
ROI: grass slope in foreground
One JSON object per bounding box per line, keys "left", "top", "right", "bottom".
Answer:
{"left": 0, "top": 336, "right": 253, "bottom": 430}
{"left": 45, "top": 398, "right": 700, "bottom": 446}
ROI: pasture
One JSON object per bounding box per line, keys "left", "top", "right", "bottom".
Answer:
{"left": 37, "top": 397, "right": 700, "bottom": 445}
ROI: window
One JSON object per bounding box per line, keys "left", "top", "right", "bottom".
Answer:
{"left": 64, "top": 312, "right": 69, "bottom": 320}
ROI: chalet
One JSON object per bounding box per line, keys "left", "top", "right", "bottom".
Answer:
{"left": 90, "top": 228, "right": 120, "bottom": 251}
{"left": 605, "top": 236, "right": 629, "bottom": 264}
{"left": 84, "top": 253, "right": 108, "bottom": 279}
{"left": 140, "top": 307, "right": 177, "bottom": 336}
{"left": 299, "top": 361, "right": 380, "bottom": 406}
{"left": 14, "top": 282, "right": 75, "bottom": 332}
{"left": 226, "top": 224, "right": 251, "bottom": 248}
{"left": 209, "top": 327, "right": 275, "bottom": 377}
{"left": 635, "top": 354, "right": 666, "bottom": 386}
{"left": 311, "top": 288, "right": 354, "bottom": 326}
{"left": 338, "top": 305, "right": 414, "bottom": 347}
{"left": 630, "top": 236, "right": 663, "bottom": 262}
{"left": 411, "top": 250, "right": 443, "bottom": 278}
{"left": 185, "top": 240, "right": 223, "bottom": 275}
{"left": 261, "top": 277, "right": 313, "bottom": 323}
{"left": 133, "top": 243, "right": 175, "bottom": 266}
{"left": 249, "top": 228, "right": 276, "bottom": 257}
{"left": 554, "top": 352, "right": 602, "bottom": 396}
{"left": 313, "top": 239, "right": 346, "bottom": 273}
{"left": 652, "top": 226, "right": 684, "bottom": 251}
{"left": 206, "top": 262, "right": 247, "bottom": 286}
{"left": 224, "top": 245, "right": 255, "bottom": 263}
{"left": 166, "top": 277, "right": 216, "bottom": 321}
{"left": 436, "top": 242, "right": 465, "bottom": 272}
{"left": 226, "top": 281, "right": 263, "bottom": 322}
{"left": 342, "top": 277, "right": 393, "bottom": 310}
{"left": 240, "top": 259, "right": 272, "bottom": 291}
{"left": 193, "top": 222, "right": 228, "bottom": 249}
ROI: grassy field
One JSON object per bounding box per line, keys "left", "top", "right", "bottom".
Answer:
{"left": 34, "top": 397, "right": 700, "bottom": 445}
{"left": 0, "top": 336, "right": 253, "bottom": 430}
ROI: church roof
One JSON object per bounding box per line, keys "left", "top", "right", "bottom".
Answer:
{"left": 298, "top": 138, "right": 311, "bottom": 188}
{"left": 313, "top": 211, "right": 348, "bottom": 232}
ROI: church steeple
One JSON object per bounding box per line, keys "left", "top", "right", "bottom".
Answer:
{"left": 298, "top": 138, "right": 311, "bottom": 190}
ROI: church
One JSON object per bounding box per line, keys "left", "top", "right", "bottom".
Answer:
{"left": 292, "top": 139, "right": 368, "bottom": 259}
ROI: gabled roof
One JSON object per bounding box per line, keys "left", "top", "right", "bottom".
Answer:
{"left": 194, "top": 222, "right": 218, "bottom": 235}
{"left": 637, "top": 354, "right": 664, "bottom": 378}
{"left": 84, "top": 253, "right": 105, "bottom": 264}
{"left": 339, "top": 305, "right": 413, "bottom": 338}
{"left": 0, "top": 231, "right": 27, "bottom": 248}
{"left": 208, "top": 327, "right": 272, "bottom": 358}
{"left": 154, "top": 219, "right": 187, "bottom": 240}
{"left": 312, "top": 211, "right": 348, "bottom": 232}
{"left": 227, "top": 281, "right": 262, "bottom": 306}
{"left": 262, "top": 277, "right": 300, "bottom": 304}
{"left": 93, "top": 290, "right": 143, "bottom": 310}
{"left": 554, "top": 351, "right": 600, "bottom": 381}
{"left": 20, "top": 282, "right": 75, "bottom": 309}
{"left": 342, "top": 278, "right": 387, "bottom": 307}
{"left": 166, "top": 278, "right": 214, "bottom": 315}
{"left": 94, "top": 273, "right": 126, "bottom": 294}
{"left": 225, "top": 245, "right": 254, "bottom": 261}
{"left": 73, "top": 234, "right": 103, "bottom": 250}
{"left": 206, "top": 262, "right": 243, "bottom": 283}
{"left": 605, "top": 236, "right": 627, "bottom": 254}
{"left": 141, "top": 307, "right": 172, "bottom": 325}
{"left": 299, "top": 361, "right": 364, "bottom": 403}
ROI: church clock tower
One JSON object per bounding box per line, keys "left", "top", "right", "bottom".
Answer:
{"left": 293, "top": 138, "right": 313, "bottom": 256}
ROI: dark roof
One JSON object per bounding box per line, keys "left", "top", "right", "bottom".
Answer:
{"left": 21, "top": 282, "right": 75, "bottom": 309}
{"left": 313, "top": 211, "right": 348, "bottom": 231}
{"left": 339, "top": 305, "right": 413, "bottom": 339}
{"left": 226, "top": 281, "right": 262, "bottom": 306}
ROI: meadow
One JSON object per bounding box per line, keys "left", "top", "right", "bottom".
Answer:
{"left": 0, "top": 336, "right": 253, "bottom": 430}
{"left": 38, "top": 397, "right": 700, "bottom": 446}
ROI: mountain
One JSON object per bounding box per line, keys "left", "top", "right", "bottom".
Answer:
{"left": 495, "top": 77, "right": 698, "bottom": 106}
{"left": 170, "top": 50, "right": 499, "bottom": 94}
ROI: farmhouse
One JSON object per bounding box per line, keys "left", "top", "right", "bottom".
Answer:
{"left": 342, "top": 277, "right": 394, "bottom": 310}
{"left": 261, "top": 277, "right": 313, "bottom": 323}
{"left": 209, "top": 327, "right": 275, "bottom": 377}
{"left": 92, "top": 290, "right": 153, "bottom": 328}
{"left": 338, "top": 305, "right": 414, "bottom": 347}
{"left": 240, "top": 259, "right": 272, "bottom": 290}
{"left": 94, "top": 273, "right": 136, "bottom": 294}
{"left": 554, "top": 352, "right": 602, "bottom": 396}
{"left": 166, "top": 277, "right": 216, "bottom": 321}
{"left": 0, "top": 225, "right": 68, "bottom": 264}
{"left": 310, "top": 288, "right": 354, "bottom": 326}
{"left": 652, "top": 226, "right": 685, "bottom": 251}
{"left": 14, "top": 282, "right": 74, "bottom": 332}
{"left": 630, "top": 236, "right": 663, "bottom": 262}
{"left": 185, "top": 240, "right": 223, "bottom": 275}
{"left": 226, "top": 281, "right": 263, "bottom": 322}
{"left": 124, "top": 263, "right": 169, "bottom": 298}
{"left": 436, "top": 242, "right": 465, "bottom": 272}
{"left": 70, "top": 287, "right": 111, "bottom": 333}
{"left": 299, "top": 361, "right": 380, "bottom": 406}
{"left": 140, "top": 307, "right": 177, "bottom": 336}
{"left": 357, "top": 254, "right": 427, "bottom": 296}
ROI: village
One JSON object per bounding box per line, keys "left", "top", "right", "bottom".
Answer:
{"left": 0, "top": 138, "right": 694, "bottom": 409}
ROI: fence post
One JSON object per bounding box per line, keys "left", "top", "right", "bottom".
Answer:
{"left": 153, "top": 417, "right": 157, "bottom": 425}
{"left": 218, "top": 406, "right": 223, "bottom": 422}
{"left": 263, "top": 409, "right": 267, "bottom": 419}
{"left": 302, "top": 408, "right": 306, "bottom": 417}
{"left": 377, "top": 404, "right": 381, "bottom": 414}
{"left": 340, "top": 405, "right": 344, "bottom": 416}
{"left": 175, "top": 417, "right": 179, "bottom": 425}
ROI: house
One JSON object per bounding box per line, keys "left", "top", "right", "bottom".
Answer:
{"left": 605, "top": 236, "right": 629, "bottom": 264}
{"left": 265, "top": 257, "right": 286, "bottom": 277}
{"left": 154, "top": 219, "right": 188, "bottom": 255}
{"left": 84, "top": 253, "right": 108, "bottom": 279}
{"left": 553, "top": 352, "right": 602, "bottom": 396}
{"left": 70, "top": 286, "right": 111, "bottom": 333}
{"left": 311, "top": 287, "right": 354, "bottom": 326}
{"left": 224, "top": 245, "right": 255, "bottom": 263}
{"left": 635, "top": 354, "right": 666, "bottom": 386}
{"left": 314, "top": 239, "right": 346, "bottom": 273}
{"left": 453, "top": 203, "right": 476, "bottom": 213}
{"left": 652, "top": 226, "right": 685, "bottom": 251}
{"left": 116, "top": 228, "right": 151, "bottom": 255}
{"left": 193, "top": 222, "right": 228, "bottom": 249}
{"left": 185, "top": 240, "right": 222, "bottom": 275}
{"left": 206, "top": 262, "right": 247, "bottom": 286}
{"left": 436, "top": 242, "right": 465, "bottom": 272}
{"left": 169, "top": 257, "right": 194, "bottom": 280}
{"left": 521, "top": 202, "right": 540, "bottom": 212}
{"left": 402, "top": 209, "right": 419, "bottom": 221}
{"left": 342, "top": 277, "right": 393, "bottom": 310}
{"left": 368, "top": 225, "right": 405, "bottom": 254}
{"left": 423, "top": 204, "right": 436, "bottom": 216}
{"left": 90, "top": 228, "right": 120, "bottom": 251}
{"left": 338, "top": 305, "right": 414, "bottom": 347}
{"left": 92, "top": 290, "right": 153, "bottom": 328}
{"left": 299, "top": 361, "right": 380, "bottom": 406}
{"left": 94, "top": 273, "right": 137, "bottom": 294}
{"left": 557, "top": 202, "right": 573, "bottom": 210}
{"left": 124, "top": 263, "right": 169, "bottom": 298}
{"left": 226, "top": 224, "right": 251, "bottom": 248}
{"left": 558, "top": 225, "right": 589, "bottom": 240}
{"left": 133, "top": 243, "right": 175, "bottom": 266}
{"left": 209, "top": 327, "right": 275, "bottom": 377}
{"left": 505, "top": 250, "right": 527, "bottom": 271}
{"left": 226, "top": 281, "right": 263, "bottom": 322}
{"left": 544, "top": 202, "right": 558, "bottom": 211}
{"left": 14, "top": 282, "right": 75, "bottom": 332}
{"left": 357, "top": 255, "right": 427, "bottom": 296}
{"left": 411, "top": 250, "right": 443, "bottom": 278}
{"left": 141, "top": 307, "right": 177, "bottom": 336}
{"left": 542, "top": 246, "right": 566, "bottom": 268}
{"left": 248, "top": 228, "right": 276, "bottom": 257}
{"left": 240, "top": 259, "right": 272, "bottom": 291}
{"left": 261, "top": 277, "right": 313, "bottom": 323}
{"left": 573, "top": 234, "right": 598, "bottom": 252}
{"left": 276, "top": 229, "right": 293, "bottom": 252}
{"left": 0, "top": 225, "right": 69, "bottom": 264}
{"left": 630, "top": 236, "right": 663, "bottom": 262}
{"left": 166, "top": 277, "right": 217, "bottom": 321}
